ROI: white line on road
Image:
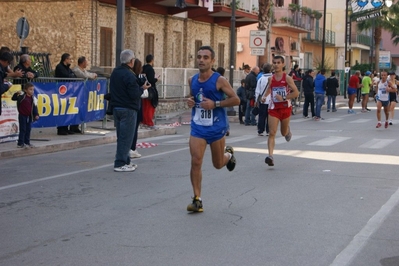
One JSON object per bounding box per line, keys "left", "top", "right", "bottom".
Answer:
{"left": 350, "top": 119, "right": 372, "bottom": 123}
{"left": 359, "top": 139, "right": 395, "bottom": 149}
{"left": 308, "top": 136, "right": 351, "bottom": 146}
{"left": 330, "top": 187, "right": 399, "bottom": 266}
{"left": 0, "top": 147, "right": 189, "bottom": 192}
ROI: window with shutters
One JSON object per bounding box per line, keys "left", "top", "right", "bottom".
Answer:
{"left": 218, "top": 43, "right": 225, "bottom": 67}
{"left": 144, "top": 33, "right": 155, "bottom": 57}
{"left": 100, "top": 27, "right": 112, "bottom": 67}
{"left": 275, "top": 0, "right": 284, "bottom": 7}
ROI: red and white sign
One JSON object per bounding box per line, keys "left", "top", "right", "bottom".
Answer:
{"left": 250, "top": 30, "right": 267, "bottom": 49}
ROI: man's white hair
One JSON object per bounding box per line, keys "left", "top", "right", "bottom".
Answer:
{"left": 120, "top": 49, "right": 135, "bottom": 64}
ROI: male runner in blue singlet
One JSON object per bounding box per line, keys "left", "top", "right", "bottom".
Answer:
{"left": 186, "top": 46, "right": 240, "bottom": 212}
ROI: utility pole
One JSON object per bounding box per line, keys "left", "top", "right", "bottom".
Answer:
{"left": 116, "top": 0, "right": 125, "bottom": 66}
{"left": 229, "top": 0, "right": 236, "bottom": 87}
{"left": 321, "top": 0, "right": 327, "bottom": 69}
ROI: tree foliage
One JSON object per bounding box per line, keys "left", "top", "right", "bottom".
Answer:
{"left": 357, "top": 2, "right": 399, "bottom": 72}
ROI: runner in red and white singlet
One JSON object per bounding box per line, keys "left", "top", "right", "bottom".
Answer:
{"left": 261, "top": 56, "right": 299, "bottom": 167}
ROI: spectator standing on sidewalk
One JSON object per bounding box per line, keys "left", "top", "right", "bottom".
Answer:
{"left": 236, "top": 79, "right": 246, "bottom": 124}
{"left": 302, "top": 69, "right": 315, "bottom": 118}
{"left": 215, "top": 67, "right": 230, "bottom": 136}
{"left": 361, "top": 71, "right": 372, "bottom": 112}
{"left": 255, "top": 63, "right": 272, "bottom": 136}
{"left": 110, "top": 49, "right": 145, "bottom": 172}
{"left": 72, "top": 56, "right": 97, "bottom": 80}
{"left": 141, "top": 54, "right": 160, "bottom": 129}
{"left": 0, "top": 52, "right": 14, "bottom": 115}
{"left": 55, "top": 53, "right": 80, "bottom": 135}
{"left": 13, "top": 54, "right": 39, "bottom": 85}
{"left": 326, "top": 71, "right": 339, "bottom": 112}
{"left": 314, "top": 69, "right": 327, "bottom": 120}
{"left": 244, "top": 66, "right": 259, "bottom": 126}
{"left": 0, "top": 47, "right": 23, "bottom": 79}
{"left": 348, "top": 71, "right": 362, "bottom": 114}
{"left": 11, "top": 82, "right": 39, "bottom": 148}
{"left": 129, "top": 58, "right": 151, "bottom": 159}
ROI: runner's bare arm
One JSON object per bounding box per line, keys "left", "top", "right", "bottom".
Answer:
{"left": 286, "top": 75, "right": 299, "bottom": 100}
{"left": 187, "top": 77, "right": 195, "bottom": 108}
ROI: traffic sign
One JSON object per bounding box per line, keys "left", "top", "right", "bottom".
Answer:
{"left": 250, "top": 30, "right": 266, "bottom": 49}
{"left": 16, "top": 17, "right": 29, "bottom": 40}
{"left": 251, "top": 48, "right": 265, "bottom": 56}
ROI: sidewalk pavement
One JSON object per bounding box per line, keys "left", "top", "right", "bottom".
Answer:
{"left": 0, "top": 95, "right": 349, "bottom": 159}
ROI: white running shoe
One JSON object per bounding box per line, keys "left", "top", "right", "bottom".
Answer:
{"left": 129, "top": 149, "right": 142, "bottom": 158}
{"left": 114, "top": 164, "right": 135, "bottom": 172}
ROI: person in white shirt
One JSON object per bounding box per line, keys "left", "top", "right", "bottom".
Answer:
{"left": 72, "top": 56, "right": 97, "bottom": 80}
{"left": 255, "top": 63, "right": 272, "bottom": 136}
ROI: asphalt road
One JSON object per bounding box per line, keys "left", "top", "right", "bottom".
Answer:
{"left": 1, "top": 105, "right": 399, "bottom": 266}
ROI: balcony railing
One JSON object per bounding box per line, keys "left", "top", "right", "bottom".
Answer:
{"left": 214, "top": 0, "right": 259, "bottom": 14}
{"left": 304, "top": 28, "right": 336, "bottom": 45}
{"left": 351, "top": 34, "right": 371, "bottom": 46}
{"left": 272, "top": 7, "right": 314, "bottom": 31}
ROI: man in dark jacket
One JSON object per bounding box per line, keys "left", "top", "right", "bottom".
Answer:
{"left": 13, "top": 54, "right": 39, "bottom": 85}
{"left": 236, "top": 79, "right": 246, "bottom": 124}
{"left": 302, "top": 69, "right": 315, "bottom": 118}
{"left": 54, "top": 53, "right": 79, "bottom": 135}
{"left": 0, "top": 52, "right": 14, "bottom": 115}
{"left": 326, "top": 71, "right": 339, "bottom": 112}
{"left": 110, "top": 49, "right": 145, "bottom": 172}
{"left": 244, "top": 66, "right": 259, "bottom": 125}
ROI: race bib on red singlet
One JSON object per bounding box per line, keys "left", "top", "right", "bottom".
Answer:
{"left": 272, "top": 87, "right": 287, "bottom": 102}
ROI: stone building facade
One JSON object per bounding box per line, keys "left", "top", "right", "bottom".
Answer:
{"left": 0, "top": 0, "right": 231, "bottom": 72}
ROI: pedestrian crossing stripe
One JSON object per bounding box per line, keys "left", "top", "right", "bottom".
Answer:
{"left": 350, "top": 119, "right": 372, "bottom": 123}
{"left": 308, "top": 136, "right": 351, "bottom": 146}
{"left": 257, "top": 135, "right": 306, "bottom": 145}
{"left": 359, "top": 139, "right": 395, "bottom": 149}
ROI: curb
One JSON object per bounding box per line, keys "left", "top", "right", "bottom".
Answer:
{"left": 0, "top": 127, "right": 177, "bottom": 159}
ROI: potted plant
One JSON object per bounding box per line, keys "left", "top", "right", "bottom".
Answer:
{"left": 301, "top": 6, "right": 313, "bottom": 17}
{"left": 280, "top": 17, "right": 292, "bottom": 24}
{"left": 312, "top": 10, "right": 323, "bottom": 19}
{"left": 288, "top": 3, "right": 300, "bottom": 12}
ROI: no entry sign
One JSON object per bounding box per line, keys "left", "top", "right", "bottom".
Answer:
{"left": 249, "top": 31, "right": 266, "bottom": 48}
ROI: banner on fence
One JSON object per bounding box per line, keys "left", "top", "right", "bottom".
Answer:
{"left": 0, "top": 85, "right": 22, "bottom": 143}
{"left": 33, "top": 79, "right": 106, "bottom": 127}
{"left": 0, "top": 79, "right": 107, "bottom": 143}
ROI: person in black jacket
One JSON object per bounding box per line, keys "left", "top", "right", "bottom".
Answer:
{"left": 141, "top": 54, "right": 160, "bottom": 129}
{"left": 244, "top": 66, "right": 259, "bottom": 125}
{"left": 0, "top": 52, "right": 14, "bottom": 116}
{"left": 110, "top": 49, "right": 148, "bottom": 172}
{"left": 54, "top": 53, "right": 79, "bottom": 135}
{"left": 302, "top": 69, "right": 316, "bottom": 118}
{"left": 13, "top": 54, "right": 39, "bottom": 85}
{"left": 326, "top": 71, "right": 339, "bottom": 112}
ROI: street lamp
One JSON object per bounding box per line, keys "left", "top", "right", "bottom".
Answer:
{"left": 229, "top": 0, "right": 236, "bottom": 87}
{"left": 321, "top": 0, "right": 327, "bottom": 69}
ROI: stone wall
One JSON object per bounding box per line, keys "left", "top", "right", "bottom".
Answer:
{"left": 155, "top": 98, "right": 190, "bottom": 115}
{"left": 0, "top": 0, "right": 231, "bottom": 73}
